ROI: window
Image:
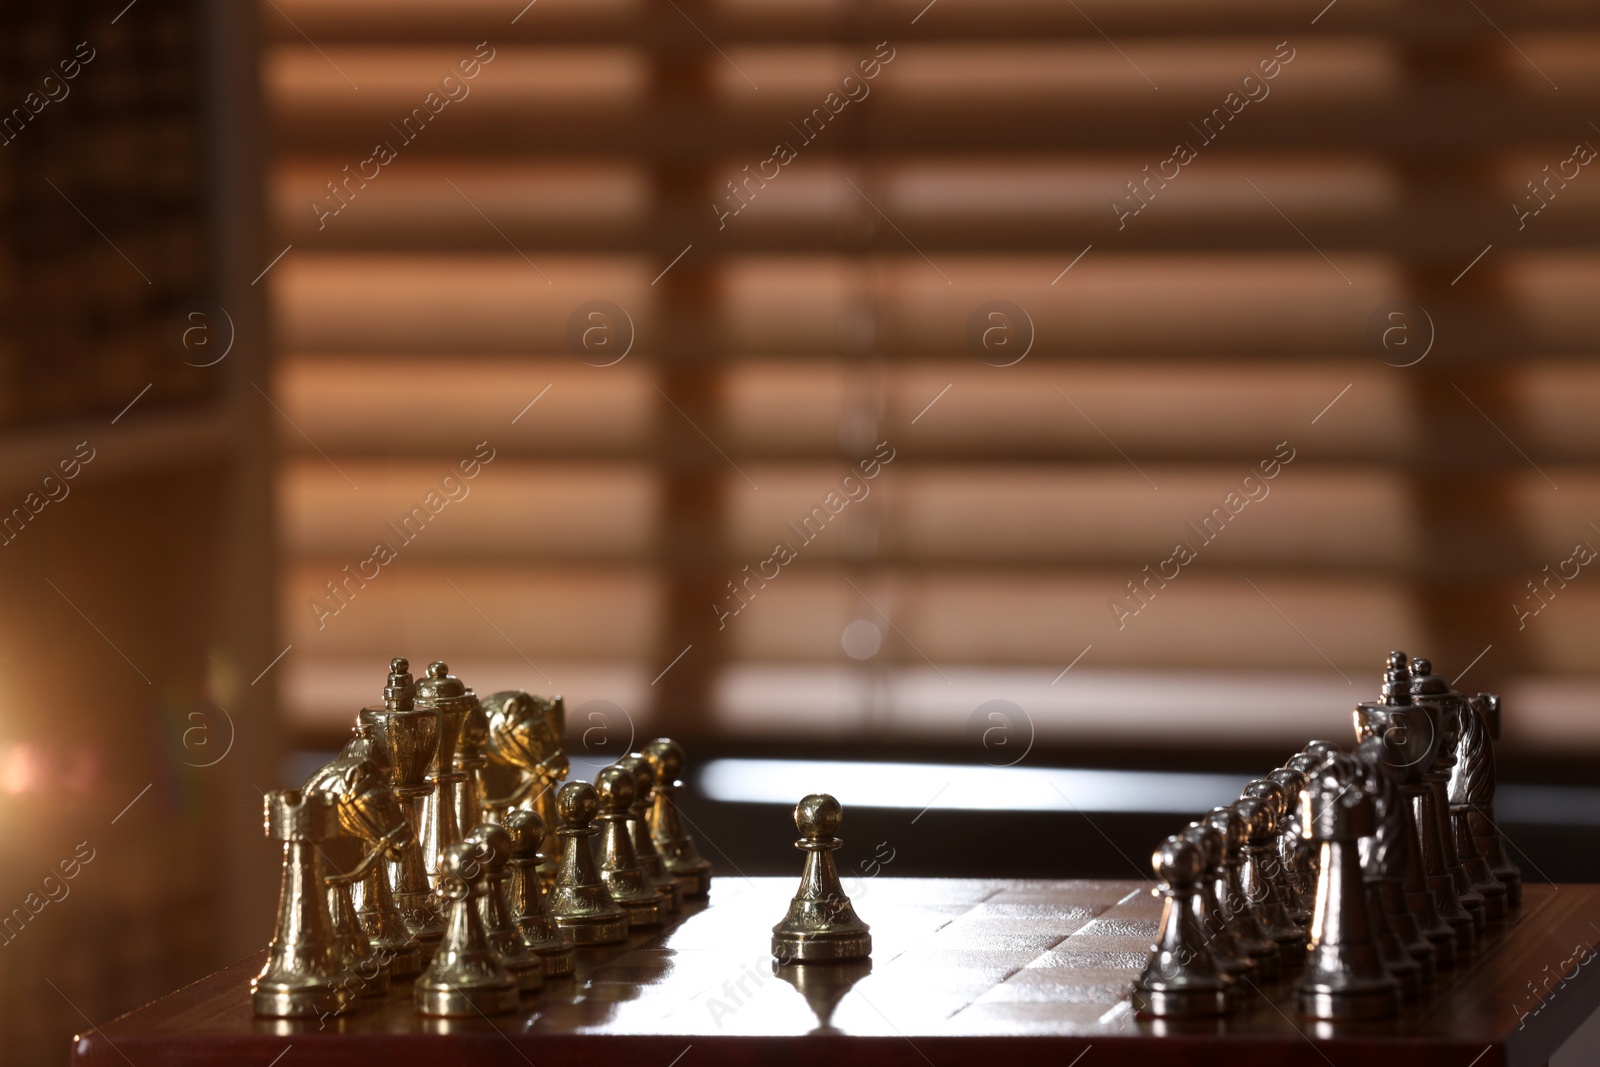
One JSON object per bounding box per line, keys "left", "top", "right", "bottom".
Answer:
{"left": 266, "top": 0, "right": 1600, "bottom": 756}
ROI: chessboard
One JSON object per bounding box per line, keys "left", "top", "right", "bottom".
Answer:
{"left": 70, "top": 877, "right": 1600, "bottom": 1067}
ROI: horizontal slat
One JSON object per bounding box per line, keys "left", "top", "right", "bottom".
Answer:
{"left": 272, "top": 358, "right": 1600, "bottom": 468}
{"left": 280, "top": 459, "right": 657, "bottom": 557}
{"left": 264, "top": 41, "right": 1600, "bottom": 155}
{"left": 273, "top": 252, "right": 1397, "bottom": 356}
{"left": 275, "top": 357, "right": 655, "bottom": 456}
{"left": 282, "top": 563, "right": 662, "bottom": 655}
{"left": 273, "top": 155, "right": 1600, "bottom": 255}
{"left": 265, "top": 0, "right": 1600, "bottom": 45}
{"left": 714, "top": 570, "right": 1424, "bottom": 666}
{"left": 711, "top": 664, "right": 1394, "bottom": 747}
{"left": 723, "top": 464, "right": 1417, "bottom": 569}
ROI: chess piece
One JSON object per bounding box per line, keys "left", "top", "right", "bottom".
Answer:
{"left": 547, "top": 781, "right": 630, "bottom": 944}
{"left": 1445, "top": 690, "right": 1513, "bottom": 921}
{"left": 1236, "top": 796, "right": 1306, "bottom": 968}
{"left": 1354, "top": 734, "right": 1437, "bottom": 989}
{"left": 358, "top": 658, "right": 445, "bottom": 956}
{"left": 642, "top": 738, "right": 713, "bottom": 897}
{"left": 1285, "top": 749, "right": 1332, "bottom": 893}
{"left": 1243, "top": 777, "right": 1310, "bottom": 930}
{"left": 1296, "top": 755, "right": 1401, "bottom": 1020}
{"left": 415, "top": 838, "right": 520, "bottom": 1016}
{"left": 1133, "top": 834, "right": 1232, "bottom": 1017}
{"left": 595, "top": 765, "right": 665, "bottom": 928}
{"left": 337, "top": 722, "right": 424, "bottom": 978}
{"left": 1354, "top": 651, "right": 1462, "bottom": 964}
{"left": 617, "top": 754, "right": 682, "bottom": 914}
{"left": 1460, "top": 691, "right": 1521, "bottom": 906}
{"left": 1268, "top": 766, "right": 1316, "bottom": 914}
{"left": 772, "top": 794, "right": 872, "bottom": 962}
{"left": 304, "top": 752, "right": 422, "bottom": 995}
{"left": 456, "top": 693, "right": 490, "bottom": 839}
{"left": 1409, "top": 657, "right": 1489, "bottom": 934}
{"left": 417, "top": 662, "right": 476, "bottom": 888}
{"left": 504, "top": 809, "right": 576, "bottom": 977}
{"left": 467, "top": 822, "right": 544, "bottom": 995}
{"left": 1202, "top": 806, "right": 1281, "bottom": 983}
{"left": 1303, "top": 740, "right": 1340, "bottom": 762}
{"left": 252, "top": 789, "right": 356, "bottom": 1018}
{"left": 1180, "top": 822, "right": 1257, "bottom": 985}
{"left": 481, "top": 689, "right": 569, "bottom": 888}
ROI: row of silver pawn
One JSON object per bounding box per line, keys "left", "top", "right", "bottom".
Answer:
{"left": 251, "top": 658, "right": 714, "bottom": 1019}
{"left": 1134, "top": 650, "right": 1523, "bottom": 1021}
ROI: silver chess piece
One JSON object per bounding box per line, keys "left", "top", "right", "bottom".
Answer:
{"left": 1242, "top": 777, "right": 1311, "bottom": 931}
{"left": 772, "top": 794, "right": 872, "bottom": 963}
{"left": 1296, "top": 755, "right": 1401, "bottom": 1020}
{"left": 1202, "top": 806, "right": 1280, "bottom": 983}
{"left": 1180, "top": 821, "right": 1258, "bottom": 985}
{"left": 1408, "top": 657, "right": 1490, "bottom": 934}
{"left": 1458, "top": 691, "right": 1521, "bottom": 906}
{"left": 1353, "top": 654, "right": 1460, "bottom": 969}
{"left": 1236, "top": 795, "right": 1305, "bottom": 968}
{"left": 1353, "top": 734, "right": 1436, "bottom": 991}
{"left": 1133, "top": 834, "right": 1232, "bottom": 1017}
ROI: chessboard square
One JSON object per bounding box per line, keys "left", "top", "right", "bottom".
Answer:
{"left": 925, "top": 924, "right": 1081, "bottom": 953}
{"left": 967, "top": 901, "right": 1111, "bottom": 920}
{"left": 987, "top": 883, "right": 1144, "bottom": 907}
{"left": 1029, "top": 946, "right": 1151, "bottom": 971}
{"left": 948, "top": 1000, "right": 1111, "bottom": 1033}
{"left": 979, "top": 965, "right": 1137, "bottom": 1004}
{"left": 1061, "top": 915, "right": 1162, "bottom": 953}
{"left": 878, "top": 946, "right": 1042, "bottom": 986}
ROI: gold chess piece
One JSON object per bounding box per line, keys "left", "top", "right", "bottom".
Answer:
{"left": 595, "top": 765, "right": 665, "bottom": 928}
{"left": 457, "top": 690, "right": 490, "bottom": 839}
{"left": 468, "top": 822, "right": 545, "bottom": 995}
{"left": 304, "top": 750, "right": 421, "bottom": 995}
{"left": 481, "top": 689, "right": 569, "bottom": 886}
{"left": 547, "top": 781, "right": 629, "bottom": 945}
{"left": 642, "top": 738, "right": 712, "bottom": 897}
{"left": 772, "top": 794, "right": 871, "bottom": 963}
{"left": 617, "top": 754, "right": 681, "bottom": 914}
{"left": 252, "top": 789, "right": 357, "bottom": 1018}
{"left": 337, "top": 723, "right": 424, "bottom": 978}
{"left": 415, "top": 837, "right": 520, "bottom": 1017}
{"left": 504, "top": 810, "right": 576, "bottom": 978}
{"left": 417, "top": 661, "right": 475, "bottom": 887}
{"left": 358, "top": 658, "right": 444, "bottom": 957}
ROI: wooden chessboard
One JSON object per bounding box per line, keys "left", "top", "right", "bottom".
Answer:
{"left": 70, "top": 878, "right": 1600, "bottom": 1067}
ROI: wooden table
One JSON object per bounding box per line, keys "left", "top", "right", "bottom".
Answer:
{"left": 70, "top": 878, "right": 1600, "bottom": 1066}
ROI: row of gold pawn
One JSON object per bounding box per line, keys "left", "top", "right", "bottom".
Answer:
{"left": 251, "top": 658, "right": 714, "bottom": 1019}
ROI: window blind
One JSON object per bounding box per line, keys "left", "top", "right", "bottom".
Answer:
{"left": 265, "top": 0, "right": 1600, "bottom": 754}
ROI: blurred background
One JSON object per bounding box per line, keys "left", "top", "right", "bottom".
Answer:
{"left": 3, "top": 0, "right": 1600, "bottom": 1061}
